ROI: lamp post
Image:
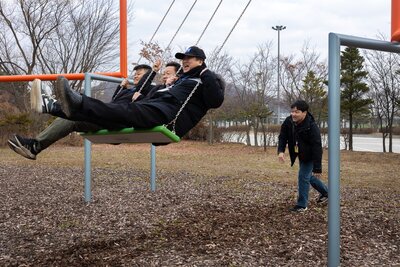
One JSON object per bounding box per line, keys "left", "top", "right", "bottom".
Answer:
{"left": 272, "top": 25, "right": 286, "bottom": 124}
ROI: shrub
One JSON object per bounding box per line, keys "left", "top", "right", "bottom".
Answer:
{"left": 338, "top": 128, "right": 376, "bottom": 135}
{"left": 183, "top": 121, "right": 223, "bottom": 142}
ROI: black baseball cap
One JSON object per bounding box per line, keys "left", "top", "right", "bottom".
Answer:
{"left": 175, "top": 46, "right": 206, "bottom": 60}
{"left": 133, "top": 64, "right": 151, "bottom": 71}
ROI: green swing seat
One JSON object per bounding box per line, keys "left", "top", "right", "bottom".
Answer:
{"left": 80, "top": 125, "right": 180, "bottom": 144}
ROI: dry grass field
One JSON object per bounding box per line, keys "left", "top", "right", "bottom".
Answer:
{"left": 0, "top": 141, "right": 399, "bottom": 266}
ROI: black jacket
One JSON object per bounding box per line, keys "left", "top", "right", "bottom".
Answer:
{"left": 111, "top": 69, "right": 156, "bottom": 103}
{"left": 135, "top": 82, "right": 167, "bottom": 102}
{"left": 277, "top": 113, "right": 323, "bottom": 173}
{"left": 137, "top": 65, "right": 224, "bottom": 137}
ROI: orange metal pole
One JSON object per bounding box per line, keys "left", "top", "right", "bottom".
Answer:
{"left": 120, "top": 0, "right": 128, "bottom": 78}
{"left": 0, "top": 72, "right": 122, "bottom": 82}
{"left": 392, "top": 0, "right": 400, "bottom": 42}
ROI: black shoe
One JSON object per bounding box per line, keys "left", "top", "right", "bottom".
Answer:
{"left": 289, "top": 205, "right": 308, "bottom": 212}
{"left": 55, "top": 76, "right": 82, "bottom": 117}
{"left": 30, "top": 79, "right": 57, "bottom": 113}
{"left": 317, "top": 194, "right": 328, "bottom": 204}
{"left": 7, "top": 135, "right": 39, "bottom": 160}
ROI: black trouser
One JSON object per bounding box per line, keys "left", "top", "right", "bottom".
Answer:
{"left": 66, "top": 95, "right": 176, "bottom": 130}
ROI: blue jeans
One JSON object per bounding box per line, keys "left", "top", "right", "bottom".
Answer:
{"left": 297, "top": 161, "right": 328, "bottom": 208}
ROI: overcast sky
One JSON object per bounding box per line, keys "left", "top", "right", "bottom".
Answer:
{"left": 125, "top": 0, "right": 391, "bottom": 65}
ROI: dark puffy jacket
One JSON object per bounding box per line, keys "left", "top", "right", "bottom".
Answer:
{"left": 277, "top": 113, "right": 323, "bottom": 173}
{"left": 142, "top": 65, "right": 225, "bottom": 137}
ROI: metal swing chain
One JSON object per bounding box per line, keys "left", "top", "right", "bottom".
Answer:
{"left": 215, "top": 0, "right": 252, "bottom": 56}
{"left": 172, "top": 0, "right": 223, "bottom": 76}
{"left": 137, "top": 69, "right": 155, "bottom": 94}
{"left": 133, "top": 0, "right": 198, "bottom": 95}
{"left": 135, "top": 0, "right": 176, "bottom": 66}
{"left": 160, "top": 0, "right": 223, "bottom": 132}
{"left": 132, "top": 0, "right": 248, "bottom": 133}
{"left": 133, "top": 0, "right": 222, "bottom": 99}
{"left": 166, "top": 79, "right": 202, "bottom": 133}
{"left": 113, "top": 68, "right": 154, "bottom": 102}
{"left": 131, "top": 0, "right": 197, "bottom": 78}
{"left": 131, "top": 0, "right": 249, "bottom": 93}
{"left": 163, "top": 0, "right": 251, "bottom": 134}
{"left": 133, "top": 59, "right": 162, "bottom": 96}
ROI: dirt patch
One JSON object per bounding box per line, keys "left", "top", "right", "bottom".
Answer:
{"left": 0, "top": 142, "right": 399, "bottom": 266}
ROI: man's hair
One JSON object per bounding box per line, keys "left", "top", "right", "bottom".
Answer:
{"left": 291, "top": 100, "right": 309, "bottom": 112}
{"left": 133, "top": 64, "right": 151, "bottom": 71}
{"left": 166, "top": 61, "right": 182, "bottom": 75}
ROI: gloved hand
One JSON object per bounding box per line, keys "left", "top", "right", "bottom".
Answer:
{"left": 120, "top": 78, "right": 129, "bottom": 89}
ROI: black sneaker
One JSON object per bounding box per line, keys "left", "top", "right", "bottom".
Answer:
{"left": 7, "top": 134, "right": 38, "bottom": 160}
{"left": 55, "top": 76, "right": 82, "bottom": 117}
{"left": 317, "top": 194, "right": 328, "bottom": 204}
{"left": 42, "top": 94, "right": 57, "bottom": 113}
{"left": 289, "top": 205, "right": 308, "bottom": 212}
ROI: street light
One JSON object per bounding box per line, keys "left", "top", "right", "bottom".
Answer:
{"left": 272, "top": 25, "right": 286, "bottom": 124}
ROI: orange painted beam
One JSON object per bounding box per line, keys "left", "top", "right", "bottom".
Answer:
{"left": 0, "top": 72, "right": 122, "bottom": 82}
{"left": 392, "top": 0, "right": 400, "bottom": 42}
{"left": 120, "top": 0, "right": 128, "bottom": 78}
{"left": 0, "top": 0, "right": 128, "bottom": 82}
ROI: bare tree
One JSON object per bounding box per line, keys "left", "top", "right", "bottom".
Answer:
{"left": 364, "top": 48, "right": 400, "bottom": 153}
{"left": 228, "top": 43, "right": 275, "bottom": 147}
{"left": 0, "top": 0, "right": 69, "bottom": 110}
{"left": 204, "top": 48, "right": 235, "bottom": 144}
{"left": 38, "top": 0, "right": 121, "bottom": 90}
{"left": 251, "top": 43, "right": 275, "bottom": 149}
{"left": 0, "top": 0, "right": 123, "bottom": 91}
{"left": 280, "top": 41, "right": 327, "bottom": 109}
{"left": 207, "top": 47, "right": 235, "bottom": 79}
{"left": 226, "top": 55, "right": 255, "bottom": 145}
{"left": 0, "top": 0, "right": 69, "bottom": 75}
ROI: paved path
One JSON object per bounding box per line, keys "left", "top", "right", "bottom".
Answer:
{"left": 342, "top": 135, "right": 400, "bottom": 153}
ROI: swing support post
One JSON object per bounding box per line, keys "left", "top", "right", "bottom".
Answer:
{"left": 84, "top": 73, "right": 93, "bottom": 203}
{"left": 327, "top": 32, "right": 400, "bottom": 267}
{"left": 150, "top": 145, "right": 156, "bottom": 191}
{"left": 82, "top": 73, "right": 144, "bottom": 203}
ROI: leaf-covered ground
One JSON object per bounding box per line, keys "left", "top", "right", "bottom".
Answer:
{"left": 0, "top": 142, "right": 399, "bottom": 266}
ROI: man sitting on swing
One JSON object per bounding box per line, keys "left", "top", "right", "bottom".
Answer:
{"left": 8, "top": 46, "right": 225, "bottom": 159}
{"left": 8, "top": 62, "right": 160, "bottom": 160}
